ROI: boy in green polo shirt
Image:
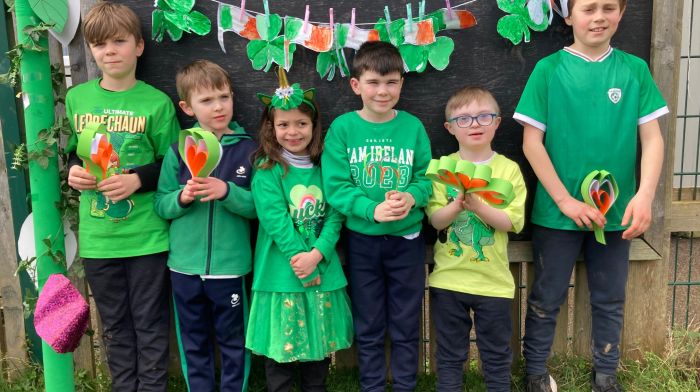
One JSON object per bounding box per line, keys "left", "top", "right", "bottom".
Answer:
{"left": 514, "top": 1, "right": 667, "bottom": 391}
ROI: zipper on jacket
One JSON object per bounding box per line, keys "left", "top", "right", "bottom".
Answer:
{"left": 205, "top": 164, "right": 222, "bottom": 275}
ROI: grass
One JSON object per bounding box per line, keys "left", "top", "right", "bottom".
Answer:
{"left": 2, "top": 332, "right": 699, "bottom": 392}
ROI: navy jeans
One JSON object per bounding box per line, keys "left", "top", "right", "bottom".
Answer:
{"left": 346, "top": 230, "right": 426, "bottom": 392}
{"left": 431, "top": 288, "right": 513, "bottom": 392}
{"left": 523, "top": 225, "right": 630, "bottom": 376}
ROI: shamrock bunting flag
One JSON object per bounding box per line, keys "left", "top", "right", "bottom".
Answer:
{"left": 496, "top": 0, "right": 552, "bottom": 45}
{"left": 152, "top": 0, "right": 211, "bottom": 42}
{"left": 580, "top": 170, "right": 619, "bottom": 245}
{"left": 426, "top": 156, "right": 515, "bottom": 209}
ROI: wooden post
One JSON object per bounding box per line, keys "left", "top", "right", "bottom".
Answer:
{"left": 0, "top": 123, "right": 28, "bottom": 379}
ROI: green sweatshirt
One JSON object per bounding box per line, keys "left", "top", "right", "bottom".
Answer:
{"left": 154, "top": 130, "right": 257, "bottom": 275}
{"left": 251, "top": 163, "right": 347, "bottom": 292}
{"left": 321, "top": 110, "right": 432, "bottom": 236}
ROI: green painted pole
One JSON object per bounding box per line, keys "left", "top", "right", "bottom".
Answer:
{"left": 14, "top": 0, "right": 75, "bottom": 389}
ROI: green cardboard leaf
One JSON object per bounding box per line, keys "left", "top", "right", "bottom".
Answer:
{"left": 427, "top": 36, "right": 454, "bottom": 71}
{"left": 163, "top": 0, "right": 194, "bottom": 14}
{"left": 164, "top": 10, "right": 188, "bottom": 31}
{"left": 166, "top": 21, "right": 184, "bottom": 41}
{"left": 178, "top": 128, "right": 222, "bottom": 178}
{"left": 76, "top": 122, "right": 113, "bottom": 182}
{"left": 152, "top": 10, "right": 165, "bottom": 42}
{"left": 497, "top": 0, "right": 527, "bottom": 13}
{"left": 284, "top": 17, "right": 303, "bottom": 40}
{"left": 256, "top": 13, "right": 282, "bottom": 41}
{"left": 269, "top": 36, "right": 294, "bottom": 70}
{"left": 399, "top": 44, "right": 427, "bottom": 73}
{"left": 497, "top": 14, "right": 529, "bottom": 45}
{"left": 247, "top": 39, "right": 269, "bottom": 70}
{"left": 186, "top": 10, "right": 211, "bottom": 36}
{"left": 29, "top": 0, "right": 68, "bottom": 32}
{"left": 375, "top": 18, "right": 405, "bottom": 46}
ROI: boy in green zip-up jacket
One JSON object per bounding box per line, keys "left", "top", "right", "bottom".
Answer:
{"left": 155, "top": 60, "right": 256, "bottom": 392}
{"left": 321, "top": 41, "right": 433, "bottom": 392}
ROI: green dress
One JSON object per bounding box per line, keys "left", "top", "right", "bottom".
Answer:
{"left": 246, "top": 162, "right": 353, "bottom": 362}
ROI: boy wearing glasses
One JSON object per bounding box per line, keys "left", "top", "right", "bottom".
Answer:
{"left": 427, "top": 86, "right": 527, "bottom": 392}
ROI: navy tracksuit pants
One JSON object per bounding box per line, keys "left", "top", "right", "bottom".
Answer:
{"left": 171, "top": 272, "right": 249, "bottom": 392}
{"left": 346, "top": 230, "right": 426, "bottom": 392}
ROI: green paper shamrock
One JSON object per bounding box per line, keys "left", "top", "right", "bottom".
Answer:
{"left": 316, "top": 24, "right": 350, "bottom": 81}
{"left": 496, "top": 0, "right": 550, "bottom": 45}
{"left": 29, "top": 0, "right": 68, "bottom": 33}
{"left": 375, "top": 17, "right": 406, "bottom": 46}
{"left": 399, "top": 36, "right": 454, "bottom": 73}
{"left": 247, "top": 13, "right": 297, "bottom": 72}
{"left": 152, "top": 0, "right": 211, "bottom": 43}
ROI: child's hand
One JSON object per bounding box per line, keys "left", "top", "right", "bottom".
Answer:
{"left": 97, "top": 173, "right": 141, "bottom": 201}
{"left": 179, "top": 181, "right": 195, "bottom": 205}
{"left": 189, "top": 177, "right": 228, "bottom": 202}
{"left": 621, "top": 193, "right": 653, "bottom": 240}
{"left": 303, "top": 276, "right": 321, "bottom": 287}
{"left": 388, "top": 191, "right": 415, "bottom": 215}
{"left": 557, "top": 196, "right": 606, "bottom": 229}
{"left": 462, "top": 193, "right": 483, "bottom": 213}
{"left": 374, "top": 200, "right": 409, "bottom": 222}
{"left": 67, "top": 165, "right": 97, "bottom": 191}
{"left": 290, "top": 249, "right": 323, "bottom": 279}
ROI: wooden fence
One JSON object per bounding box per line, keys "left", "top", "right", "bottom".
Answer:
{"left": 0, "top": 0, "right": 686, "bottom": 381}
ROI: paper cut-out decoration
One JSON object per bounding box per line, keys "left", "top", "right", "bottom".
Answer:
{"left": 34, "top": 274, "right": 89, "bottom": 353}
{"left": 285, "top": 15, "right": 333, "bottom": 53}
{"left": 76, "top": 122, "right": 113, "bottom": 182}
{"left": 152, "top": 0, "right": 211, "bottom": 42}
{"left": 580, "top": 170, "right": 618, "bottom": 244}
{"left": 426, "top": 156, "right": 515, "bottom": 208}
{"left": 48, "top": 0, "right": 79, "bottom": 46}
{"left": 258, "top": 67, "right": 316, "bottom": 112}
{"left": 178, "top": 128, "right": 223, "bottom": 178}
{"left": 247, "top": 11, "right": 297, "bottom": 71}
{"left": 218, "top": 3, "right": 260, "bottom": 52}
{"left": 316, "top": 23, "right": 351, "bottom": 81}
{"left": 496, "top": 0, "right": 551, "bottom": 45}
{"left": 29, "top": 0, "right": 68, "bottom": 32}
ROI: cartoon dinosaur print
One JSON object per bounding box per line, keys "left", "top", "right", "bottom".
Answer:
{"left": 440, "top": 192, "right": 495, "bottom": 261}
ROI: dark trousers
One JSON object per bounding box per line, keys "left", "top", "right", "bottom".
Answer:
{"left": 523, "top": 225, "right": 630, "bottom": 376}
{"left": 171, "top": 272, "right": 249, "bottom": 392}
{"left": 83, "top": 253, "right": 170, "bottom": 392}
{"left": 264, "top": 357, "right": 330, "bottom": 392}
{"left": 430, "top": 288, "right": 513, "bottom": 392}
{"left": 346, "top": 230, "right": 426, "bottom": 392}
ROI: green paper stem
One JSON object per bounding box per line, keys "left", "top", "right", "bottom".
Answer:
{"left": 178, "top": 128, "right": 223, "bottom": 178}
{"left": 76, "top": 122, "right": 113, "bottom": 182}
{"left": 580, "top": 170, "right": 619, "bottom": 245}
{"left": 425, "top": 156, "right": 515, "bottom": 209}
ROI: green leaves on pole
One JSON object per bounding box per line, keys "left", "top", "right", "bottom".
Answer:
{"left": 28, "top": 0, "right": 67, "bottom": 32}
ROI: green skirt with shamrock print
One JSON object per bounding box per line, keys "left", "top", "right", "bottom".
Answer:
{"left": 246, "top": 288, "right": 353, "bottom": 362}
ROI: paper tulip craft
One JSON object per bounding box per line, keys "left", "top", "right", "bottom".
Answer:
{"left": 178, "top": 128, "right": 223, "bottom": 178}
{"left": 581, "top": 170, "right": 619, "bottom": 244}
{"left": 76, "top": 122, "right": 113, "bottom": 182}
{"left": 425, "top": 156, "right": 515, "bottom": 208}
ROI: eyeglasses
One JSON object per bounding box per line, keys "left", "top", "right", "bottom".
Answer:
{"left": 447, "top": 113, "right": 498, "bottom": 128}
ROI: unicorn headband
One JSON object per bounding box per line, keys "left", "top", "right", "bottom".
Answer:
{"left": 257, "top": 67, "right": 316, "bottom": 113}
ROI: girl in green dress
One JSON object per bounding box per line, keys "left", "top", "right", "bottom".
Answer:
{"left": 246, "top": 69, "right": 353, "bottom": 392}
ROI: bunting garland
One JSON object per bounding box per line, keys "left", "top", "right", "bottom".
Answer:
{"left": 152, "top": 0, "right": 478, "bottom": 79}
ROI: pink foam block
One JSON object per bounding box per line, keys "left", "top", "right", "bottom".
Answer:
{"left": 34, "top": 274, "right": 89, "bottom": 353}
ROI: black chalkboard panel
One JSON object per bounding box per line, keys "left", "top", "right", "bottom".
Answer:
{"left": 120, "top": 0, "right": 653, "bottom": 238}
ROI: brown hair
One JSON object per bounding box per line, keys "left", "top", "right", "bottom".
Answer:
{"left": 253, "top": 101, "right": 324, "bottom": 174}
{"left": 83, "top": 2, "right": 142, "bottom": 44}
{"left": 176, "top": 60, "right": 232, "bottom": 103}
{"left": 567, "top": 0, "right": 627, "bottom": 14}
{"left": 351, "top": 41, "right": 404, "bottom": 79}
{"left": 444, "top": 86, "right": 500, "bottom": 120}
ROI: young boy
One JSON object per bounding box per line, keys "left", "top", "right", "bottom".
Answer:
{"left": 514, "top": 1, "right": 667, "bottom": 391}
{"left": 322, "top": 41, "right": 433, "bottom": 392}
{"left": 65, "top": 2, "right": 180, "bottom": 390}
{"left": 427, "top": 87, "right": 526, "bottom": 392}
{"left": 155, "top": 60, "right": 257, "bottom": 391}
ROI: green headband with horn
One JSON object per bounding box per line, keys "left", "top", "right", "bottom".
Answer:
{"left": 257, "top": 67, "right": 316, "bottom": 113}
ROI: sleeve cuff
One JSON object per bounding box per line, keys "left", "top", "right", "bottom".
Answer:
{"left": 130, "top": 161, "right": 163, "bottom": 193}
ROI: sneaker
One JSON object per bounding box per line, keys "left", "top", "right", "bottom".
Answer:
{"left": 526, "top": 373, "right": 558, "bottom": 392}
{"left": 591, "top": 371, "right": 623, "bottom": 392}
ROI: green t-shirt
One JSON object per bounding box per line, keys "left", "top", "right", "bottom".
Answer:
{"left": 426, "top": 153, "right": 527, "bottom": 299}
{"left": 321, "top": 111, "right": 432, "bottom": 236}
{"left": 251, "top": 163, "right": 347, "bottom": 292}
{"left": 65, "top": 79, "right": 180, "bottom": 258}
{"left": 514, "top": 47, "right": 669, "bottom": 230}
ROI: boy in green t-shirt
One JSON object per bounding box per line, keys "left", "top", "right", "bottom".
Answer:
{"left": 65, "top": 3, "right": 179, "bottom": 390}
{"left": 322, "top": 41, "right": 432, "bottom": 392}
{"left": 427, "top": 86, "right": 526, "bottom": 392}
{"left": 514, "top": 1, "right": 668, "bottom": 391}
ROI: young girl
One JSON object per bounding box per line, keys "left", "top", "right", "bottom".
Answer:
{"left": 246, "top": 69, "right": 353, "bottom": 392}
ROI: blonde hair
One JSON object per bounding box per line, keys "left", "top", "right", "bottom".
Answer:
{"left": 83, "top": 2, "right": 142, "bottom": 44}
{"left": 176, "top": 60, "right": 233, "bottom": 103}
{"left": 444, "top": 86, "right": 500, "bottom": 120}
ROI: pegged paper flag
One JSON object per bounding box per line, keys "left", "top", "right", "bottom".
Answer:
{"left": 426, "top": 156, "right": 515, "bottom": 208}
{"left": 178, "top": 128, "right": 223, "bottom": 178}
{"left": 76, "top": 122, "right": 113, "bottom": 182}
{"left": 581, "top": 170, "right": 619, "bottom": 244}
